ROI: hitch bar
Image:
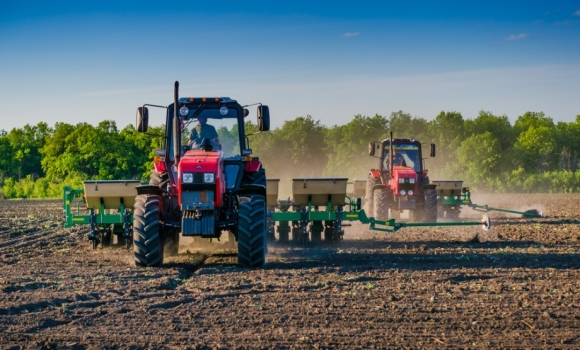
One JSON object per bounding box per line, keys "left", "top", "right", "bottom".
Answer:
{"left": 357, "top": 210, "right": 491, "bottom": 233}
{"left": 469, "top": 204, "right": 542, "bottom": 218}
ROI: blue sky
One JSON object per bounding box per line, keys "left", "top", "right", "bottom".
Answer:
{"left": 1, "top": 1, "right": 579, "bottom": 131}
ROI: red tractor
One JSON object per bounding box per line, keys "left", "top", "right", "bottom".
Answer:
{"left": 365, "top": 134, "right": 438, "bottom": 222}
{"left": 134, "top": 82, "right": 270, "bottom": 268}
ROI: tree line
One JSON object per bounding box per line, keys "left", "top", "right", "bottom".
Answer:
{"left": 1, "top": 110, "right": 580, "bottom": 199}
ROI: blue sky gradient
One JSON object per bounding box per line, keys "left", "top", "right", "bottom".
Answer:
{"left": 1, "top": 1, "right": 579, "bottom": 130}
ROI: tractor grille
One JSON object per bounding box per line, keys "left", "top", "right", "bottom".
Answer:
{"left": 182, "top": 183, "right": 215, "bottom": 192}
{"left": 192, "top": 173, "right": 204, "bottom": 184}
{"left": 398, "top": 183, "right": 415, "bottom": 193}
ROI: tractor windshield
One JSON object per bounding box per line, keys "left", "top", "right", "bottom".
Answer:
{"left": 383, "top": 144, "right": 421, "bottom": 172}
{"left": 169, "top": 108, "right": 242, "bottom": 159}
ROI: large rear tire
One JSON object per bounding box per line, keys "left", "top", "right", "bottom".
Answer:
{"left": 241, "top": 169, "right": 266, "bottom": 187}
{"left": 373, "top": 188, "right": 390, "bottom": 221}
{"left": 365, "top": 175, "right": 379, "bottom": 215}
{"left": 423, "top": 189, "right": 438, "bottom": 222}
{"left": 237, "top": 195, "right": 266, "bottom": 268}
{"left": 149, "top": 171, "right": 169, "bottom": 188}
{"left": 133, "top": 195, "right": 163, "bottom": 267}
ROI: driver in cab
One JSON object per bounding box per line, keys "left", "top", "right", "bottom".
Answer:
{"left": 188, "top": 116, "right": 220, "bottom": 150}
{"left": 385, "top": 149, "right": 407, "bottom": 168}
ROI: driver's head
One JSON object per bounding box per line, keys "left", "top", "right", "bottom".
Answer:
{"left": 198, "top": 116, "right": 208, "bottom": 125}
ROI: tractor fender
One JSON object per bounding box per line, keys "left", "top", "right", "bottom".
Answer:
{"left": 239, "top": 184, "right": 267, "bottom": 198}
{"left": 136, "top": 185, "right": 163, "bottom": 196}
{"left": 245, "top": 160, "right": 262, "bottom": 172}
{"left": 371, "top": 184, "right": 387, "bottom": 192}
{"left": 154, "top": 161, "right": 166, "bottom": 173}
{"left": 369, "top": 169, "right": 381, "bottom": 179}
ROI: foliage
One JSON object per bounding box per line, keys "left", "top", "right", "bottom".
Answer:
{"left": 1, "top": 109, "right": 580, "bottom": 198}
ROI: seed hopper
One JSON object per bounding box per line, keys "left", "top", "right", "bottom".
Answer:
{"left": 63, "top": 180, "right": 141, "bottom": 248}
{"left": 267, "top": 177, "right": 491, "bottom": 246}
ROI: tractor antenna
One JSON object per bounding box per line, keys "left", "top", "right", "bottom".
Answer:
{"left": 173, "top": 81, "right": 181, "bottom": 164}
{"left": 389, "top": 131, "right": 393, "bottom": 177}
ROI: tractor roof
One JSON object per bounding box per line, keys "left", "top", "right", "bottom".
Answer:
{"left": 381, "top": 137, "right": 420, "bottom": 144}
{"left": 178, "top": 97, "right": 237, "bottom": 104}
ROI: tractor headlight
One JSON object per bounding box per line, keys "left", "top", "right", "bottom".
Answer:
{"left": 400, "top": 190, "right": 406, "bottom": 196}
{"left": 182, "top": 173, "right": 193, "bottom": 183}
{"left": 399, "top": 178, "right": 405, "bottom": 184}
{"left": 179, "top": 106, "right": 189, "bottom": 117}
{"left": 204, "top": 173, "right": 215, "bottom": 184}
{"left": 410, "top": 178, "right": 415, "bottom": 184}
{"left": 408, "top": 190, "right": 414, "bottom": 196}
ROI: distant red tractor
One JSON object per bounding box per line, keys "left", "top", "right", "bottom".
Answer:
{"left": 365, "top": 134, "right": 438, "bottom": 222}
{"left": 134, "top": 81, "right": 270, "bottom": 268}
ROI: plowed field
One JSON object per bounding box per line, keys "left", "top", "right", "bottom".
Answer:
{"left": 1, "top": 194, "right": 580, "bottom": 349}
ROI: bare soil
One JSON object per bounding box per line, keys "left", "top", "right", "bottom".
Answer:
{"left": 1, "top": 194, "right": 580, "bottom": 349}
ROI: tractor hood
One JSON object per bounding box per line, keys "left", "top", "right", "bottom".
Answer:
{"left": 178, "top": 150, "right": 225, "bottom": 210}
{"left": 179, "top": 150, "right": 221, "bottom": 173}
{"left": 391, "top": 166, "right": 418, "bottom": 196}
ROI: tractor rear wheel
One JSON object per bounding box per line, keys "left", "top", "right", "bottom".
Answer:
{"left": 423, "top": 189, "right": 438, "bottom": 222}
{"left": 242, "top": 169, "right": 266, "bottom": 187}
{"left": 133, "top": 194, "right": 163, "bottom": 267}
{"left": 149, "top": 171, "right": 169, "bottom": 188}
{"left": 237, "top": 195, "right": 266, "bottom": 268}
{"left": 373, "top": 188, "right": 390, "bottom": 221}
{"left": 365, "top": 175, "right": 379, "bottom": 214}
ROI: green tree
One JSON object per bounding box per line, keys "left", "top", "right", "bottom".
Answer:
{"left": 514, "top": 111, "right": 554, "bottom": 135}
{"left": 464, "top": 111, "right": 515, "bottom": 151}
{"left": 388, "top": 111, "right": 429, "bottom": 141}
{"left": 0, "top": 130, "right": 14, "bottom": 178}
{"left": 426, "top": 111, "right": 466, "bottom": 178}
{"left": 40, "top": 122, "right": 78, "bottom": 181}
{"left": 6, "top": 122, "right": 51, "bottom": 180}
{"left": 455, "top": 132, "right": 502, "bottom": 190}
{"left": 324, "top": 114, "right": 389, "bottom": 179}
{"left": 514, "top": 125, "right": 557, "bottom": 173}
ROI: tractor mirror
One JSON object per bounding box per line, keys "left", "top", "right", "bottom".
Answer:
{"left": 368, "top": 143, "right": 375, "bottom": 156}
{"left": 368, "top": 142, "right": 382, "bottom": 157}
{"left": 136, "top": 107, "right": 149, "bottom": 132}
{"left": 430, "top": 143, "right": 436, "bottom": 157}
{"left": 257, "top": 105, "right": 270, "bottom": 132}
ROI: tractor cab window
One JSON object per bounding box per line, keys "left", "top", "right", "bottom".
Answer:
{"left": 170, "top": 108, "right": 241, "bottom": 159}
{"left": 383, "top": 144, "right": 421, "bottom": 172}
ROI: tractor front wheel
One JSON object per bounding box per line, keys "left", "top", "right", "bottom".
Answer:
{"left": 423, "top": 189, "right": 438, "bottom": 222}
{"left": 237, "top": 195, "right": 267, "bottom": 268}
{"left": 133, "top": 194, "right": 163, "bottom": 267}
{"left": 373, "top": 188, "right": 390, "bottom": 221}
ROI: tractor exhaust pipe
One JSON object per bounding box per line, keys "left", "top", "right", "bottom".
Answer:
{"left": 173, "top": 81, "right": 181, "bottom": 165}
{"left": 389, "top": 131, "right": 393, "bottom": 177}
